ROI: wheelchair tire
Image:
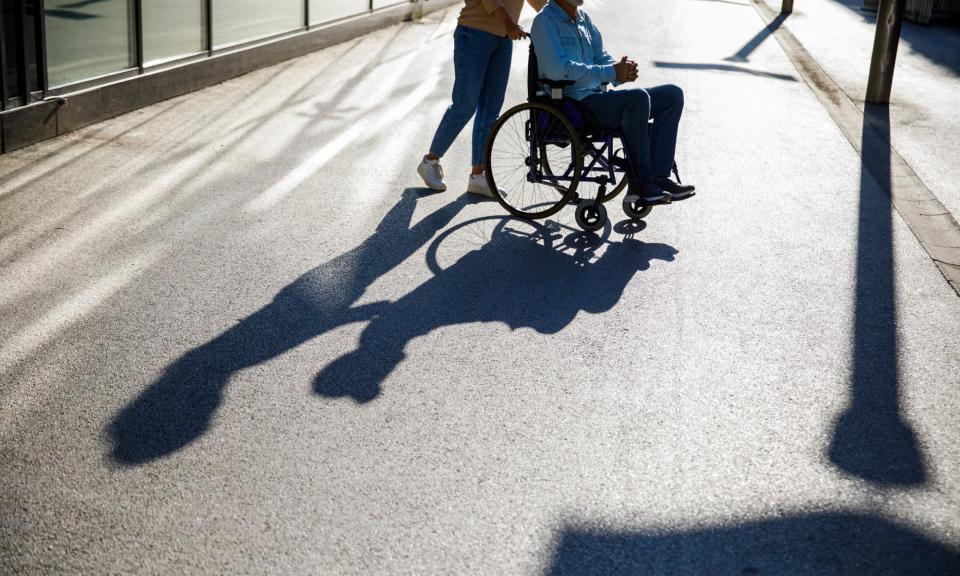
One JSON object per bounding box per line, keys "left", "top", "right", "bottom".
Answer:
{"left": 575, "top": 200, "right": 607, "bottom": 232}
{"left": 622, "top": 198, "right": 653, "bottom": 220}
{"left": 485, "top": 102, "right": 582, "bottom": 220}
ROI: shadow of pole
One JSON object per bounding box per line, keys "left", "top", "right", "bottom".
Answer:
{"left": 725, "top": 12, "right": 788, "bottom": 62}
{"left": 827, "top": 103, "right": 927, "bottom": 486}
{"left": 652, "top": 13, "right": 797, "bottom": 82}
{"left": 545, "top": 512, "right": 960, "bottom": 574}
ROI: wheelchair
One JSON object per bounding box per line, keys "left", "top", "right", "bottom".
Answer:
{"left": 483, "top": 45, "right": 683, "bottom": 232}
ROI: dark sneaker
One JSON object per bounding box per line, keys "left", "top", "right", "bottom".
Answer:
{"left": 655, "top": 177, "right": 696, "bottom": 200}
{"left": 624, "top": 182, "right": 671, "bottom": 206}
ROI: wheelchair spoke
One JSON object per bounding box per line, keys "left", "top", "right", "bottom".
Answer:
{"left": 485, "top": 102, "right": 581, "bottom": 220}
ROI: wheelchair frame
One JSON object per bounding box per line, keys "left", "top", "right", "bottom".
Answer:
{"left": 483, "top": 44, "right": 652, "bottom": 231}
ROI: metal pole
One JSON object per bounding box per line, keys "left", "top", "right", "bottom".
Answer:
{"left": 36, "top": 0, "right": 48, "bottom": 93}
{"left": 0, "top": 3, "right": 8, "bottom": 110}
{"left": 865, "top": 0, "right": 904, "bottom": 104}
{"left": 205, "top": 0, "right": 213, "bottom": 53}
{"left": 133, "top": 0, "right": 143, "bottom": 72}
{"left": 16, "top": 0, "right": 29, "bottom": 103}
{"left": 782, "top": 0, "right": 794, "bottom": 13}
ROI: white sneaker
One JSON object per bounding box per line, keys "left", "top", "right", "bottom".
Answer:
{"left": 417, "top": 157, "right": 447, "bottom": 191}
{"left": 466, "top": 173, "right": 504, "bottom": 198}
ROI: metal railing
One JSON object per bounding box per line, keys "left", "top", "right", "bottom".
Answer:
{"left": 0, "top": 0, "right": 46, "bottom": 111}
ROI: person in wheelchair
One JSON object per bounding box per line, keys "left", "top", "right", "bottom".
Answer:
{"left": 530, "top": 0, "right": 696, "bottom": 205}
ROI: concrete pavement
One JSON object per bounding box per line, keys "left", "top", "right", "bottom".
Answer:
{"left": 2, "top": 0, "right": 959, "bottom": 573}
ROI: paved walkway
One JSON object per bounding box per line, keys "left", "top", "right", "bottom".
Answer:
{"left": 761, "top": 0, "right": 960, "bottom": 219}
{"left": 1, "top": 1, "right": 959, "bottom": 574}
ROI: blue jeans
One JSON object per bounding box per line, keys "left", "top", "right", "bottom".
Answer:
{"left": 581, "top": 85, "right": 684, "bottom": 187}
{"left": 429, "top": 25, "right": 513, "bottom": 167}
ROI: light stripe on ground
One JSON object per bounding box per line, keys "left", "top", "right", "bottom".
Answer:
{"left": 750, "top": 0, "right": 960, "bottom": 295}
{"left": 0, "top": 250, "right": 160, "bottom": 375}
{"left": 243, "top": 53, "right": 448, "bottom": 213}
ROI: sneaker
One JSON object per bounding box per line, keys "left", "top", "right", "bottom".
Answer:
{"left": 654, "top": 177, "right": 695, "bottom": 200}
{"left": 466, "top": 173, "right": 504, "bottom": 198}
{"left": 417, "top": 157, "right": 447, "bottom": 191}
{"left": 624, "top": 181, "right": 671, "bottom": 205}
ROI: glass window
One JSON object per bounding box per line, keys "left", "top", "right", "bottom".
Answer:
{"left": 212, "top": 0, "right": 304, "bottom": 49}
{"left": 143, "top": 0, "right": 205, "bottom": 65}
{"left": 310, "top": 0, "right": 368, "bottom": 25}
{"left": 45, "top": 0, "right": 134, "bottom": 87}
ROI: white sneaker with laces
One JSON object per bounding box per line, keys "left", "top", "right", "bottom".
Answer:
{"left": 466, "top": 173, "right": 504, "bottom": 198}
{"left": 418, "top": 157, "right": 447, "bottom": 191}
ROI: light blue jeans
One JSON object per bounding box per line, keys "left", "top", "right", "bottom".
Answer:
{"left": 429, "top": 25, "right": 514, "bottom": 167}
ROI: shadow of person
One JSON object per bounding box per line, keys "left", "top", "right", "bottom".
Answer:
{"left": 108, "top": 188, "right": 470, "bottom": 465}
{"left": 313, "top": 217, "right": 677, "bottom": 402}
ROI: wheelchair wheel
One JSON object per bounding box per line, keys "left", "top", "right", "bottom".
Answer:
{"left": 485, "top": 102, "right": 582, "bottom": 220}
{"left": 622, "top": 198, "right": 653, "bottom": 220}
{"left": 575, "top": 199, "right": 607, "bottom": 232}
{"left": 540, "top": 141, "right": 628, "bottom": 204}
{"left": 601, "top": 147, "right": 629, "bottom": 202}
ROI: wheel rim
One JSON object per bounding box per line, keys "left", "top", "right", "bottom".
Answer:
{"left": 576, "top": 202, "right": 606, "bottom": 232}
{"left": 622, "top": 199, "right": 652, "bottom": 220}
{"left": 485, "top": 103, "right": 581, "bottom": 220}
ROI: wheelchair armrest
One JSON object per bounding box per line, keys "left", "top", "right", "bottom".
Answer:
{"left": 541, "top": 78, "right": 575, "bottom": 88}
{"left": 539, "top": 78, "right": 576, "bottom": 100}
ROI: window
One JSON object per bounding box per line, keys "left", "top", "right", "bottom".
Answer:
{"left": 212, "top": 0, "right": 304, "bottom": 49}
{"left": 143, "top": 0, "right": 206, "bottom": 65}
{"left": 372, "top": 0, "right": 407, "bottom": 9}
{"left": 310, "top": 0, "right": 369, "bottom": 25}
{"left": 45, "top": 0, "right": 134, "bottom": 87}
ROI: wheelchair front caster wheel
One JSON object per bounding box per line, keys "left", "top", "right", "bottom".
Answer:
{"left": 575, "top": 200, "right": 606, "bottom": 232}
{"left": 622, "top": 199, "right": 653, "bottom": 220}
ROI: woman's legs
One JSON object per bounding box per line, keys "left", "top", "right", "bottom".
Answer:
{"left": 427, "top": 27, "right": 499, "bottom": 164}
{"left": 471, "top": 37, "right": 513, "bottom": 173}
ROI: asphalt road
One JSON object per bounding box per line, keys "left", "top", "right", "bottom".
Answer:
{"left": 2, "top": 0, "right": 959, "bottom": 574}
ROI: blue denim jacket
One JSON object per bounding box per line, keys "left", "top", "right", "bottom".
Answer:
{"left": 530, "top": 1, "right": 617, "bottom": 101}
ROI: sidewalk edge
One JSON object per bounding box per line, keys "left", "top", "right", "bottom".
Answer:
{"left": 750, "top": 0, "right": 960, "bottom": 297}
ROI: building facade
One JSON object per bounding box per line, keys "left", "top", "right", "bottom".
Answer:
{"left": 0, "top": 0, "right": 456, "bottom": 153}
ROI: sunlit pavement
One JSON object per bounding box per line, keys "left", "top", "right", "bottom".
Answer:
{"left": 2, "top": 1, "right": 959, "bottom": 574}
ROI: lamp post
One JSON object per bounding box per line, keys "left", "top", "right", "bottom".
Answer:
{"left": 865, "top": 0, "right": 905, "bottom": 104}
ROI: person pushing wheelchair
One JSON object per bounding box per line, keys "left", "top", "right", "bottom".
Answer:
{"left": 531, "top": 0, "right": 695, "bottom": 205}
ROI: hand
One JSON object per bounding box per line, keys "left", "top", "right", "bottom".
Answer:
{"left": 506, "top": 21, "right": 529, "bottom": 40}
{"left": 614, "top": 56, "right": 639, "bottom": 83}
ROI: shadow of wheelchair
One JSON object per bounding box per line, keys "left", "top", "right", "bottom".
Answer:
{"left": 313, "top": 214, "right": 676, "bottom": 402}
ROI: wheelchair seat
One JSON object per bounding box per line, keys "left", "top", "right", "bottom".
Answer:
{"left": 527, "top": 44, "right": 606, "bottom": 137}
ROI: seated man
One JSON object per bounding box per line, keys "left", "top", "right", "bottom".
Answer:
{"left": 531, "top": 0, "right": 695, "bottom": 205}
